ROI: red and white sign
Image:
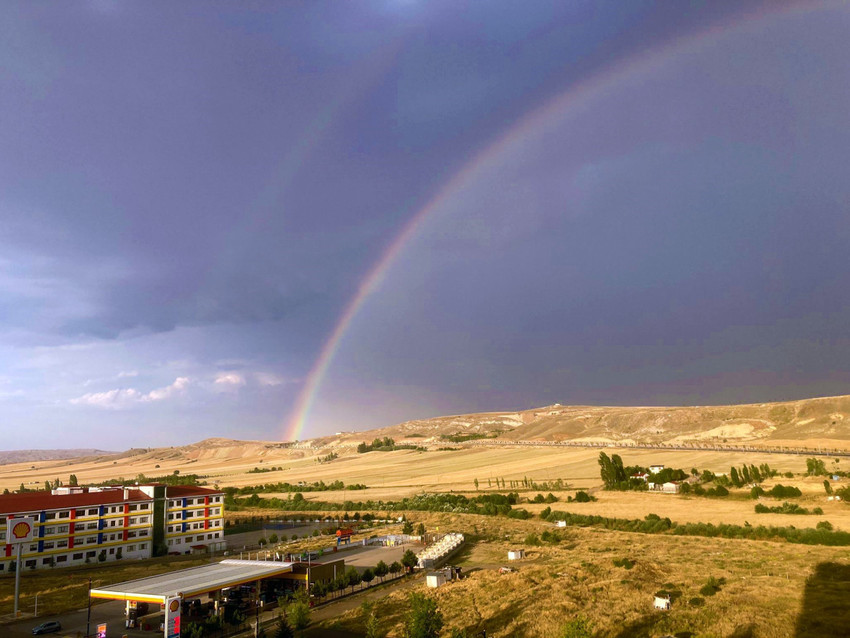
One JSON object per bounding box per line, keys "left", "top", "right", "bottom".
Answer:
{"left": 7, "top": 517, "right": 35, "bottom": 544}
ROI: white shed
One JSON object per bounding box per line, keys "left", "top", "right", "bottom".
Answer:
{"left": 426, "top": 572, "right": 447, "bottom": 588}
{"left": 653, "top": 594, "right": 671, "bottom": 610}
{"left": 556, "top": 520, "right": 567, "bottom": 528}
{"left": 508, "top": 549, "right": 525, "bottom": 561}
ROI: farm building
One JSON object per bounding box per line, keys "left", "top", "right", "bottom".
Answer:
{"left": 648, "top": 481, "right": 680, "bottom": 493}
{"left": 649, "top": 464, "right": 665, "bottom": 474}
{"left": 508, "top": 549, "right": 525, "bottom": 561}
{"left": 426, "top": 572, "right": 447, "bottom": 588}
{"left": 556, "top": 520, "right": 567, "bottom": 528}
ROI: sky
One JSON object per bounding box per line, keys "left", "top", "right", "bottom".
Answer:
{"left": 1, "top": 1, "right": 849, "bottom": 449}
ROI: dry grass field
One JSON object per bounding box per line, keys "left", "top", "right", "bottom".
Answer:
{"left": 317, "top": 512, "right": 850, "bottom": 638}
{"left": 0, "top": 441, "right": 831, "bottom": 495}
{"left": 2, "top": 431, "right": 850, "bottom": 636}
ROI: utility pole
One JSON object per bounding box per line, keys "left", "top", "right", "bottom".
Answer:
{"left": 86, "top": 577, "right": 92, "bottom": 638}
{"left": 13, "top": 542, "right": 22, "bottom": 616}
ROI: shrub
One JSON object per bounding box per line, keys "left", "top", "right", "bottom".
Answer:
{"left": 689, "top": 597, "right": 705, "bottom": 607}
{"left": 612, "top": 557, "right": 634, "bottom": 569}
{"left": 559, "top": 617, "right": 593, "bottom": 638}
{"left": 699, "top": 576, "right": 724, "bottom": 597}
{"left": 817, "top": 521, "right": 833, "bottom": 531}
{"left": 574, "top": 491, "right": 594, "bottom": 503}
{"left": 524, "top": 533, "right": 541, "bottom": 546}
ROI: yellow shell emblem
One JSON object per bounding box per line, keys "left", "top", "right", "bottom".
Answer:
{"left": 11, "top": 521, "right": 31, "bottom": 539}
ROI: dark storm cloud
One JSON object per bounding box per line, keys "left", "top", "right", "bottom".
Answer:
{"left": 1, "top": 0, "right": 841, "bottom": 446}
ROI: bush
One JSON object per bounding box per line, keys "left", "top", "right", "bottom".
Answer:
{"left": 699, "top": 576, "right": 724, "bottom": 597}
{"left": 817, "top": 521, "right": 834, "bottom": 531}
{"left": 524, "top": 533, "right": 541, "bottom": 546}
{"left": 574, "top": 491, "right": 595, "bottom": 503}
{"left": 612, "top": 557, "right": 635, "bottom": 569}
{"left": 689, "top": 597, "right": 705, "bottom": 607}
{"left": 559, "top": 617, "right": 593, "bottom": 638}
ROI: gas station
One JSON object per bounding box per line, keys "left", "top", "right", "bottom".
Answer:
{"left": 88, "top": 559, "right": 343, "bottom": 638}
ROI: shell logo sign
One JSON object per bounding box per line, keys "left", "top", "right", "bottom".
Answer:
{"left": 7, "top": 517, "right": 35, "bottom": 544}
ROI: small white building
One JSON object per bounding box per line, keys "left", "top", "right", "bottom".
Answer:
{"left": 648, "top": 481, "right": 680, "bottom": 493}
{"left": 508, "top": 549, "right": 525, "bottom": 561}
{"left": 649, "top": 465, "right": 665, "bottom": 474}
{"left": 426, "top": 572, "right": 445, "bottom": 588}
{"left": 556, "top": 520, "right": 567, "bottom": 528}
{"left": 654, "top": 594, "right": 671, "bottom": 610}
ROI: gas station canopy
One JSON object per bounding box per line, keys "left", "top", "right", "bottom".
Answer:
{"left": 90, "top": 559, "right": 295, "bottom": 603}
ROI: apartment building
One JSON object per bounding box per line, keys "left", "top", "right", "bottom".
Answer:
{"left": 163, "top": 485, "right": 226, "bottom": 554}
{"left": 0, "top": 484, "right": 225, "bottom": 572}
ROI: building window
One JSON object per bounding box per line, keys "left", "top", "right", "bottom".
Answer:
{"left": 86, "top": 551, "right": 96, "bottom": 558}
{"left": 139, "top": 543, "right": 146, "bottom": 550}
{"left": 57, "top": 555, "right": 67, "bottom": 563}
{"left": 73, "top": 553, "right": 83, "bottom": 560}
{"left": 76, "top": 509, "right": 86, "bottom": 517}
{"left": 109, "top": 548, "right": 115, "bottom": 555}
{"left": 167, "top": 540, "right": 173, "bottom": 546}
{"left": 57, "top": 525, "right": 68, "bottom": 534}
{"left": 127, "top": 545, "right": 135, "bottom": 552}
{"left": 58, "top": 511, "right": 69, "bottom": 518}
{"left": 88, "top": 509, "right": 98, "bottom": 516}
{"left": 25, "top": 560, "right": 36, "bottom": 568}
{"left": 44, "top": 527, "right": 55, "bottom": 535}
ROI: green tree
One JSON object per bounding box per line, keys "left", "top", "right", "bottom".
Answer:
{"left": 44, "top": 480, "right": 51, "bottom": 492}
{"left": 375, "top": 560, "right": 389, "bottom": 581}
{"left": 258, "top": 537, "right": 267, "bottom": 547}
{"left": 402, "top": 520, "right": 414, "bottom": 535}
{"left": 269, "top": 533, "right": 279, "bottom": 544}
{"left": 403, "top": 593, "right": 443, "bottom": 638}
{"left": 402, "top": 549, "right": 418, "bottom": 572}
{"left": 473, "top": 478, "right": 479, "bottom": 491}
{"left": 346, "top": 566, "right": 362, "bottom": 593}
{"left": 824, "top": 479, "right": 833, "bottom": 495}
{"left": 389, "top": 561, "right": 402, "bottom": 577}
{"left": 361, "top": 567, "right": 375, "bottom": 587}
{"left": 69, "top": 474, "right": 78, "bottom": 486}
{"left": 287, "top": 599, "right": 310, "bottom": 632}
{"left": 274, "top": 614, "right": 294, "bottom": 638}
{"left": 416, "top": 523, "right": 426, "bottom": 537}
{"left": 365, "top": 611, "right": 383, "bottom": 638}
{"left": 730, "top": 467, "right": 741, "bottom": 487}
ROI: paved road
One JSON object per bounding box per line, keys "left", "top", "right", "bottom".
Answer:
{"left": 4, "top": 600, "right": 126, "bottom": 638}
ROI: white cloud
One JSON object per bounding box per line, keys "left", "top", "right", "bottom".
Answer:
{"left": 70, "top": 387, "right": 143, "bottom": 409}
{"left": 214, "top": 372, "right": 246, "bottom": 387}
{"left": 254, "top": 372, "right": 287, "bottom": 387}
{"left": 145, "top": 377, "right": 190, "bottom": 401}
{"left": 117, "top": 370, "right": 138, "bottom": 378}
{"left": 70, "top": 377, "right": 190, "bottom": 409}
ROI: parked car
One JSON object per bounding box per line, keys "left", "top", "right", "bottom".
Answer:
{"left": 32, "top": 621, "right": 62, "bottom": 635}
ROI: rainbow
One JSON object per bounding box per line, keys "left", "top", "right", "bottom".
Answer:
{"left": 283, "top": 0, "right": 829, "bottom": 441}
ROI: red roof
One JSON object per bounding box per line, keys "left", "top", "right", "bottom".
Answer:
{"left": 0, "top": 489, "right": 151, "bottom": 516}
